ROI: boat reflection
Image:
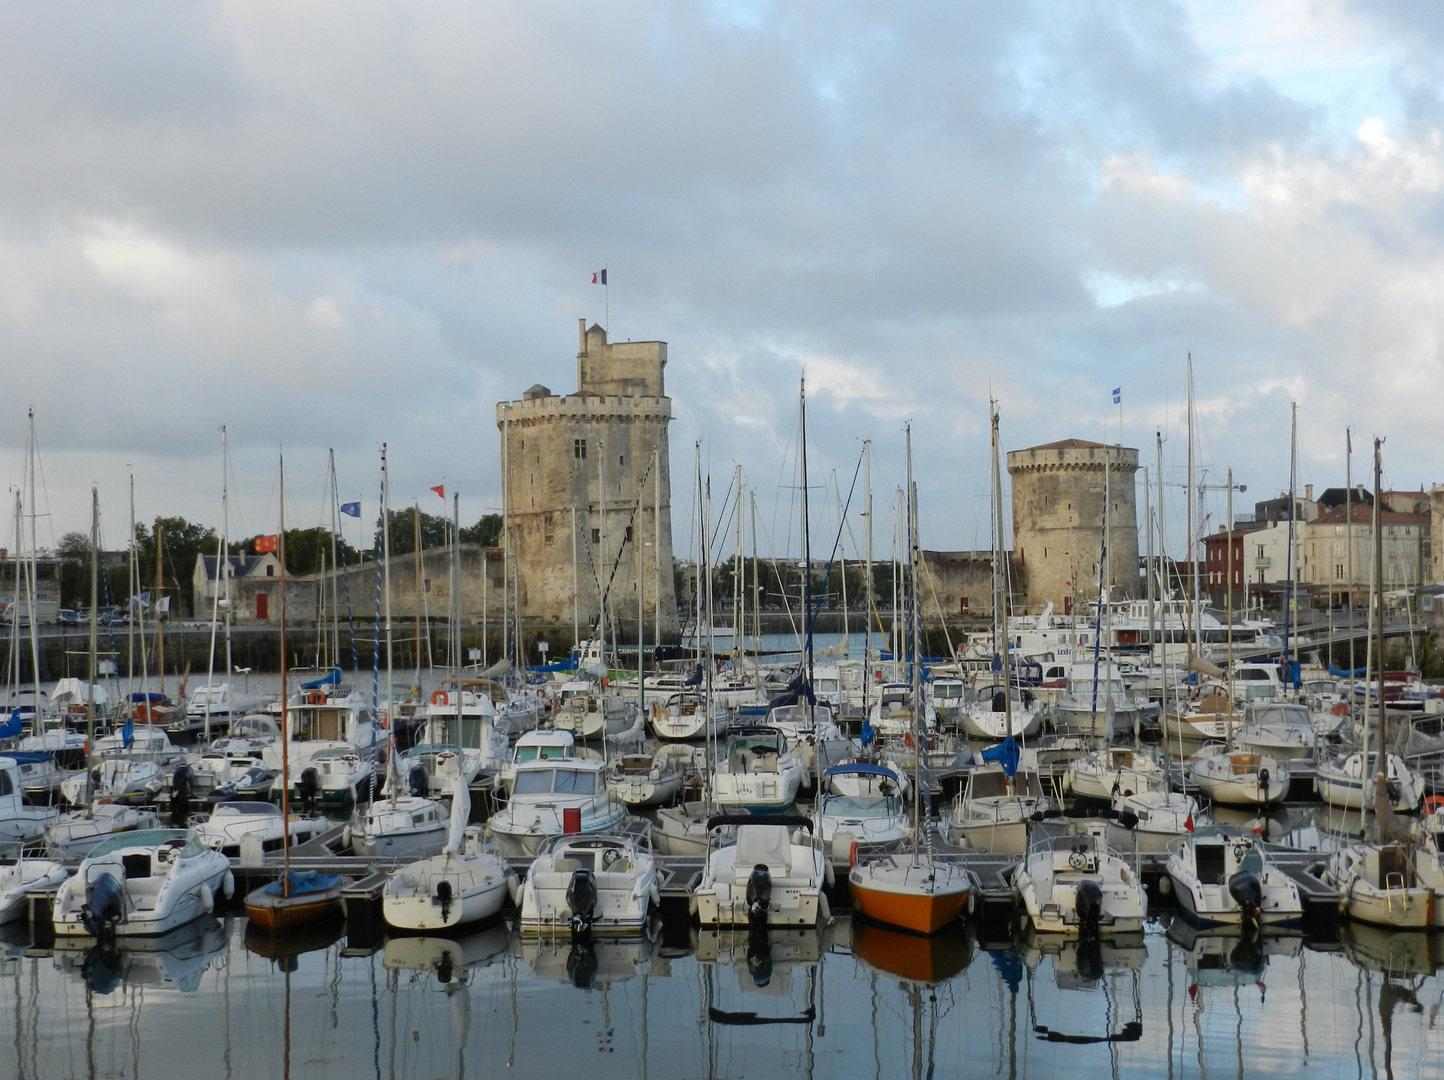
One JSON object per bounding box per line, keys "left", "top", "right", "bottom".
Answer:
{"left": 515, "top": 924, "right": 663, "bottom": 989}
{"left": 383, "top": 921, "right": 510, "bottom": 985}
{"left": 695, "top": 924, "right": 827, "bottom": 998}
{"left": 243, "top": 917, "right": 346, "bottom": 969}
{"left": 1335, "top": 921, "right": 1438, "bottom": 977}
{"left": 53, "top": 915, "right": 229, "bottom": 994}
{"left": 1020, "top": 926, "right": 1147, "bottom": 988}
{"left": 1166, "top": 916, "right": 1302, "bottom": 987}
{"left": 848, "top": 917, "right": 973, "bottom": 984}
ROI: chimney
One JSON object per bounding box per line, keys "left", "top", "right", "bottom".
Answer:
{"left": 1305, "top": 484, "right": 1313, "bottom": 502}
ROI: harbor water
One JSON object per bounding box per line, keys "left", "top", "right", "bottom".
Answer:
{"left": 4, "top": 912, "right": 1444, "bottom": 1079}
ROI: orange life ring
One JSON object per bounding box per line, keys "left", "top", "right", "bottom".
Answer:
{"left": 903, "top": 731, "right": 915, "bottom": 748}
{"left": 430, "top": 689, "right": 448, "bottom": 706}
{"left": 1424, "top": 795, "right": 1444, "bottom": 816}
{"left": 1333, "top": 703, "right": 1348, "bottom": 716}
{"left": 306, "top": 690, "right": 326, "bottom": 705}
{"left": 536, "top": 688, "right": 545, "bottom": 698}
{"left": 848, "top": 839, "right": 860, "bottom": 868}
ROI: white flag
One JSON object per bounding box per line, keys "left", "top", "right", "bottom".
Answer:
{"left": 156, "top": 596, "right": 171, "bottom": 614}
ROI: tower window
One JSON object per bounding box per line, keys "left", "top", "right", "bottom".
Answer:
{"left": 619, "top": 455, "right": 625, "bottom": 467}
{"left": 574, "top": 439, "right": 587, "bottom": 460}
{"left": 625, "top": 526, "right": 633, "bottom": 543}
{"left": 592, "top": 528, "right": 600, "bottom": 545}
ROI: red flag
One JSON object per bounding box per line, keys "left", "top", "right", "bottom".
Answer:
{"left": 430, "top": 484, "right": 445, "bottom": 499}
{"left": 255, "top": 534, "right": 278, "bottom": 554}
{"left": 1184, "top": 813, "right": 1195, "bottom": 833}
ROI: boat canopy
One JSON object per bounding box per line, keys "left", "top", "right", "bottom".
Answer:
{"left": 822, "top": 763, "right": 901, "bottom": 782}
{"left": 262, "top": 870, "right": 340, "bottom": 897}
{"left": 300, "top": 668, "right": 342, "bottom": 690}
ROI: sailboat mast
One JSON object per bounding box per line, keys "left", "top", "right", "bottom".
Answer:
{"left": 87, "top": 486, "right": 98, "bottom": 747}
{"left": 155, "top": 519, "right": 165, "bottom": 703}
{"left": 328, "top": 449, "right": 340, "bottom": 671}
{"left": 991, "top": 402, "right": 1013, "bottom": 733}
{"left": 279, "top": 453, "right": 291, "bottom": 896}
{"left": 905, "top": 424, "right": 922, "bottom": 862}
{"left": 24, "top": 411, "right": 39, "bottom": 723}
{"left": 1284, "top": 401, "right": 1297, "bottom": 687}
{"left": 800, "top": 378, "right": 814, "bottom": 690}
{"left": 863, "top": 439, "right": 873, "bottom": 715}
{"left": 205, "top": 426, "right": 226, "bottom": 743}
{"left": 1373, "top": 437, "right": 1385, "bottom": 769}
{"left": 1186, "top": 356, "right": 1199, "bottom": 664}
{"left": 1346, "top": 430, "right": 1354, "bottom": 675}
{"left": 381, "top": 446, "right": 394, "bottom": 802}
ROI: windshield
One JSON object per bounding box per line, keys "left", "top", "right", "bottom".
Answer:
{"left": 87, "top": 829, "right": 205, "bottom": 859}
{"left": 512, "top": 768, "right": 598, "bottom": 795}
{"left": 820, "top": 795, "right": 897, "bottom": 818}
{"left": 213, "top": 802, "right": 280, "bottom": 817}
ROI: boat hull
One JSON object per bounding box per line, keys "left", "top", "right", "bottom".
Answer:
{"left": 849, "top": 881, "right": 969, "bottom": 935}
{"left": 244, "top": 883, "right": 346, "bottom": 932}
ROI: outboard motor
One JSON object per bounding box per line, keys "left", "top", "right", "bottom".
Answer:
{"left": 1227, "top": 870, "right": 1263, "bottom": 928}
{"left": 81, "top": 944, "right": 124, "bottom": 995}
{"left": 1075, "top": 937, "right": 1104, "bottom": 983}
{"left": 745, "top": 863, "right": 773, "bottom": 933}
{"left": 1257, "top": 767, "right": 1270, "bottom": 794}
{"left": 298, "top": 768, "right": 320, "bottom": 814}
{"left": 409, "top": 764, "right": 430, "bottom": 799}
{"left": 567, "top": 941, "right": 599, "bottom": 989}
{"left": 747, "top": 935, "right": 775, "bottom": 987}
{"left": 1074, "top": 878, "right": 1103, "bottom": 937}
{"left": 435, "top": 957, "right": 454, "bottom": 985}
{"left": 81, "top": 872, "right": 124, "bottom": 940}
{"left": 434, "top": 879, "right": 454, "bottom": 923}
{"left": 171, "top": 764, "right": 193, "bottom": 826}
{"left": 566, "top": 867, "right": 599, "bottom": 936}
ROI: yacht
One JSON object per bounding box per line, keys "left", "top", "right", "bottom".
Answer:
{"left": 519, "top": 833, "right": 660, "bottom": 935}
{"left": 1012, "top": 824, "right": 1147, "bottom": 936}
{"left": 194, "top": 801, "right": 322, "bottom": 857}
{"left": 0, "top": 856, "right": 68, "bottom": 923}
{"left": 812, "top": 777, "right": 911, "bottom": 866}
{"left": 261, "top": 693, "right": 379, "bottom": 804}
{"left": 605, "top": 751, "right": 688, "bottom": 807}
{"left": 486, "top": 759, "right": 628, "bottom": 856}
{"left": 395, "top": 690, "right": 508, "bottom": 799}
{"left": 693, "top": 815, "right": 828, "bottom": 928}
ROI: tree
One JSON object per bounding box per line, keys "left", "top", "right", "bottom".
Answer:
{"left": 375, "top": 509, "right": 451, "bottom": 556}
{"left": 133, "top": 517, "right": 219, "bottom": 617}
{"left": 55, "top": 531, "right": 91, "bottom": 609}
{"left": 460, "top": 514, "right": 503, "bottom": 548}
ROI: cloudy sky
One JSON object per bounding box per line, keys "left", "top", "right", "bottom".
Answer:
{"left": 3, "top": 0, "right": 1442, "bottom": 561}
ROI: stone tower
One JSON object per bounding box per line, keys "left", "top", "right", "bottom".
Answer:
{"left": 497, "top": 320, "right": 679, "bottom": 644}
{"left": 1007, "top": 439, "right": 1139, "bottom": 613}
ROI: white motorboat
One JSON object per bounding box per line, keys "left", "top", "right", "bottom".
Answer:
{"left": 1012, "top": 824, "right": 1147, "bottom": 937}
{"left": 52, "top": 829, "right": 233, "bottom": 938}
{"left": 1165, "top": 830, "right": 1302, "bottom": 928}
{"left": 823, "top": 760, "right": 910, "bottom": 802}
{"left": 519, "top": 832, "right": 660, "bottom": 935}
{"left": 0, "top": 856, "right": 67, "bottom": 923}
{"left": 486, "top": 759, "right": 629, "bottom": 856}
{"left": 869, "top": 684, "right": 938, "bottom": 739}
{"left": 927, "top": 677, "right": 969, "bottom": 725}
{"left": 46, "top": 803, "right": 162, "bottom": 860}
{"left": 193, "top": 801, "right": 322, "bottom": 857}
{"left": 712, "top": 727, "right": 805, "bottom": 814}
{"left": 60, "top": 759, "right": 166, "bottom": 807}
{"left": 89, "top": 725, "right": 184, "bottom": 768}
{"left": 1049, "top": 663, "right": 1147, "bottom": 739}
{"left": 205, "top": 714, "right": 281, "bottom": 757}
{"left": 349, "top": 794, "right": 450, "bottom": 859}
{"left": 649, "top": 691, "right": 729, "bottom": 741}
{"left": 1190, "top": 750, "right": 1290, "bottom": 807}
{"left": 383, "top": 787, "right": 515, "bottom": 932}
{"left": 763, "top": 702, "right": 845, "bottom": 776}
{"left": 262, "top": 693, "right": 380, "bottom": 804}
{"left": 553, "top": 680, "right": 637, "bottom": 740}
{"left": 1315, "top": 750, "right": 1423, "bottom": 812}
{"left": 189, "top": 752, "right": 274, "bottom": 801}
{"left": 397, "top": 690, "right": 509, "bottom": 799}
{"left": 693, "top": 815, "right": 829, "bottom": 928}
{"left": 947, "top": 766, "right": 1049, "bottom": 854}
{"left": 1323, "top": 842, "right": 1432, "bottom": 928}
{"left": 605, "top": 752, "right": 687, "bottom": 807}
{"left": 812, "top": 788, "right": 910, "bottom": 866}
{"left": 1232, "top": 702, "right": 1318, "bottom": 761}
{"left": 185, "top": 683, "right": 271, "bottom": 724}
{"left": 1112, "top": 789, "right": 1199, "bottom": 852}
{"left": 496, "top": 729, "right": 584, "bottom": 795}
{"left": 651, "top": 800, "right": 713, "bottom": 856}
{"left": 1063, "top": 747, "right": 1167, "bottom": 802}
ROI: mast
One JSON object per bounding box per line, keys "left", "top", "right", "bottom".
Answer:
{"left": 1186, "top": 356, "right": 1199, "bottom": 666}
{"left": 131, "top": 472, "right": 147, "bottom": 701}
{"left": 381, "top": 446, "right": 394, "bottom": 803}
{"left": 1346, "top": 429, "right": 1354, "bottom": 676}
{"left": 155, "top": 519, "right": 165, "bottom": 704}
{"left": 834, "top": 469, "right": 849, "bottom": 652}
{"left": 413, "top": 504, "right": 422, "bottom": 688}
{"left": 87, "top": 486, "right": 98, "bottom": 751}
{"left": 24, "top": 411, "right": 39, "bottom": 723}
{"left": 1283, "top": 400, "right": 1298, "bottom": 689}
{"left": 1373, "top": 437, "right": 1385, "bottom": 773}
{"left": 328, "top": 449, "right": 341, "bottom": 671}
{"left": 991, "top": 401, "right": 1014, "bottom": 736}
{"left": 905, "top": 423, "right": 922, "bottom": 865}
{"left": 654, "top": 450, "right": 662, "bottom": 652}
{"left": 571, "top": 505, "right": 579, "bottom": 655}
{"left": 279, "top": 453, "right": 291, "bottom": 897}
{"left": 205, "top": 426, "right": 226, "bottom": 743}
{"left": 734, "top": 464, "right": 744, "bottom": 657}
{"left": 863, "top": 439, "right": 873, "bottom": 716}
{"left": 800, "top": 377, "right": 815, "bottom": 692}
{"left": 596, "top": 433, "right": 607, "bottom": 671}
{"left": 501, "top": 405, "right": 511, "bottom": 669}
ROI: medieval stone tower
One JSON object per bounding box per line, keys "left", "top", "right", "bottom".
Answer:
{"left": 496, "top": 320, "right": 679, "bottom": 644}
{"left": 1007, "top": 439, "right": 1139, "bottom": 613}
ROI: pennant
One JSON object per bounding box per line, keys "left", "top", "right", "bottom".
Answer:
{"left": 591, "top": 269, "right": 607, "bottom": 285}
{"left": 156, "top": 595, "right": 170, "bottom": 615}
{"left": 430, "top": 485, "right": 445, "bottom": 499}
{"left": 1184, "top": 813, "right": 1194, "bottom": 833}
{"left": 131, "top": 591, "right": 151, "bottom": 610}
{"left": 122, "top": 713, "right": 134, "bottom": 750}
{"left": 340, "top": 501, "right": 361, "bottom": 518}
{"left": 0, "top": 708, "right": 20, "bottom": 739}
{"left": 255, "top": 534, "right": 278, "bottom": 554}
{"left": 1112, "top": 387, "right": 1121, "bottom": 405}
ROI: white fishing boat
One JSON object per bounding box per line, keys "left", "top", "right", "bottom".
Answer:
{"left": 52, "top": 829, "right": 233, "bottom": 938}
{"left": 554, "top": 680, "right": 637, "bottom": 740}
{"left": 496, "top": 729, "right": 582, "bottom": 795}
{"left": 383, "top": 787, "right": 515, "bottom": 932}
{"left": 712, "top": 726, "right": 805, "bottom": 814}
{"left": 1315, "top": 750, "right": 1422, "bottom": 812}
{"left": 395, "top": 693, "right": 508, "bottom": 800}
{"left": 1012, "top": 824, "right": 1147, "bottom": 937}
{"left": 0, "top": 856, "right": 68, "bottom": 923}
{"left": 1322, "top": 842, "right": 1432, "bottom": 929}
{"left": 46, "top": 803, "right": 162, "bottom": 860}
{"left": 1063, "top": 747, "right": 1167, "bottom": 802}
{"left": 947, "top": 766, "right": 1049, "bottom": 854}
{"left": 193, "top": 801, "right": 322, "bottom": 857}
{"left": 1190, "top": 750, "right": 1290, "bottom": 807}
{"left": 519, "top": 832, "right": 661, "bottom": 935}
{"left": 1232, "top": 702, "right": 1318, "bottom": 761}
{"left": 349, "top": 793, "right": 450, "bottom": 859}
{"left": 812, "top": 786, "right": 910, "bottom": 866}
{"left": 261, "top": 693, "right": 379, "bottom": 804}
{"left": 486, "top": 759, "right": 629, "bottom": 856}
{"left": 1165, "top": 830, "right": 1302, "bottom": 928}
{"left": 693, "top": 814, "right": 829, "bottom": 928}
{"left": 649, "top": 691, "right": 729, "bottom": 741}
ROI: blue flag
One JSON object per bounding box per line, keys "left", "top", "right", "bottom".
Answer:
{"left": 122, "top": 713, "right": 134, "bottom": 750}
{"left": 340, "top": 501, "right": 361, "bottom": 518}
{"left": 0, "top": 708, "right": 20, "bottom": 739}
{"left": 859, "top": 716, "right": 875, "bottom": 749}
{"left": 1112, "top": 387, "right": 1121, "bottom": 404}
{"left": 980, "top": 735, "right": 1020, "bottom": 779}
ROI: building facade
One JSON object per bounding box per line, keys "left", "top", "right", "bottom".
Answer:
{"left": 1300, "top": 505, "right": 1430, "bottom": 603}
{"left": 1007, "top": 439, "right": 1139, "bottom": 613}
{"left": 496, "top": 321, "right": 680, "bottom": 642}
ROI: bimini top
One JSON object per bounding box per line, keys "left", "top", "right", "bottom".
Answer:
{"left": 822, "top": 763, "right": 901, "bottom": 783}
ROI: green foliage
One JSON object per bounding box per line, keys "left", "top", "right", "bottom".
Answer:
{"left": 375, "top": 509, "right": 450, "bottom": 556}
{"left": 134, "top": 516, "right": 219, "bottom": 617}
{"left": 460, "top": 514, "right": 502, "bottom": 548}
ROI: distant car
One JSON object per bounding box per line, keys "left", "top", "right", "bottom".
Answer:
{"left": 58, "top": 609, "right": 85, "bottom": 625}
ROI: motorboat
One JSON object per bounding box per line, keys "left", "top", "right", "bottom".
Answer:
{"left": 89, "top": 725, "right": 184, "bottom": 768}
{"left": 824, "top": 759, "right": 910, "bottom": 801}
{"left": 870, "top": 684, "right": 938, "bottom": 739}
{"left": 812, "top": 786, "right": 911, "bottom": 866}
{"left": 53, "top": 829, "right": 233, "bottom": 938}
{"left": 261, "top": 693, "right": 380, "bottom": 804}
{"left": 1322, "top": 842, "right": 1432, "bottom": 928}
{"left": 185, "top": 683, "right": 270, "bottom": 725}
{"left": 1049, "top": 663, "right": 1147, "bottom": 739}
{"left": 60, "top": 758, "right": 166, "bottom": 807}
{"left": 519, "top": 833, "right": 660, "bottom": 935}
{"left": 927, "top": 677, "right": 969, "bottom": 726}
{"left": 384, "top": 787, "right": 516, "bottom": 931}
{"left": 0, "top": 755, "right": 60, "bottom": 843}
{"left": 947, "top": 766, "right": 1048, "bottom": 854}
{"left": 1232, "top": 702, "right": 1319, "bottom": 761}
{"left": 649, "top": 691, "right": 729, "bottom": 741}
{"left": 605, "top": 751, "right": 687, "bottom": 807}
{"left": 1012, "top": 824, "right": 1147, "bottom": 936}
{"left": 1189, "top": 749, "right": 1289, "bottom": 806}
{"left": 486, "top": 758, "right": 629, "bottom": 856}
{"left": 397, "top": 690, "right": 509, "bottom": 799}
{"left": 46, "top": 803, "right": 162, "bottom": 860}
{"left": 652, "top": 800, "right": 714, "bottom": 856}
{"left": 1063, "top": 747, "right": 1167, "bottom": 802}
{"left": 205, "top": 713, "right": 281, "bottom": 757}
{"left": 194, "top": 801, "right": 322, "bottom": 857}
{"left": 1112, "top": 789, "right": 1199, "bottom": 853}
{"left": 496, "top": 729, "right": 580, "bottom": 795}
{"left": 712, "top": 726, "right": 805, "bottom": 814}
{"left": 553, "top": 680, "right": 638, "bottom": 740}
{"left": 693, "top": 815, "right": 829, "bottom": 928}
{"left": 1165, "top": 830, "right": 1302, "bottom": 928}
{"left": 0, "top": 856, "right": 68, "bottom": 923}
{"left": 191, "top": 754, "right": 274, "bottom": 801}
{"left": 1315, "top": 750, "right": 1423, "bottom": 812}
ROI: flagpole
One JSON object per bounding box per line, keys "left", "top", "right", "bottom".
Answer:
{"left": 604, "top": 261, "right": 609, "bottom": 332}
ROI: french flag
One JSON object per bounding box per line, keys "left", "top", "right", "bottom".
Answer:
{"left": 591, "top": 269, "right": 607, "bottom": 285}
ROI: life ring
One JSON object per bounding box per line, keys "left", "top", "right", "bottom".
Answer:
{"left": 848, "top": 839, "right": 860, "bottom": 868}
{"left": 536, "top": 688, "right": 545, "bottom": 699}
{"left": 1424, "top": 795, "right": 1444, "bottom": 816}
{"left": 307, "top": 690, "right": 326, "bottom": 705}
{"left": 904, "top": 732, "right": 915, "bottom": 748}
{"left": 430, "top": 689, "right": 448, "bottom": 706}
{"left": 1333, "top": 703, "right": 1348, "bottom": 716}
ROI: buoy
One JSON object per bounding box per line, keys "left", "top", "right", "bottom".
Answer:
{"left": 222, "top": 871, "right": 235, "bottom": 899}
{"left": 307, "top": 690, "right": 326, "bottom": 705}
{"left": 431, "top": 689, "right": 448, "bottom": 706}
{"left": 1157, "top": 875, "right": 1173, "bottom": 896}
{"left": 849, "top": 839, "right": 860, "bottom": 868}
{"left": 199, "top": 883, "right": 214, "bottom": 914}
{"left": 818, "top": 891, "right": 832, "bottom": 925}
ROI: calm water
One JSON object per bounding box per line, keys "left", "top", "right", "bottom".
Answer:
{"left": 4, "top": 913, "right": 1444, "bottom": 1080}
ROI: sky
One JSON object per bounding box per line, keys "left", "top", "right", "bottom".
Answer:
{"left": 3, "top": 0, "right": 1443, "bottom": 563}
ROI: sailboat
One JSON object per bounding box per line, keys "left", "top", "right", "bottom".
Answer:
{"left": 849, "top": 425, "right": 977, "bottom": 934}
{"left": 244, "top": 455, "right": 344, "bottom": 932}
